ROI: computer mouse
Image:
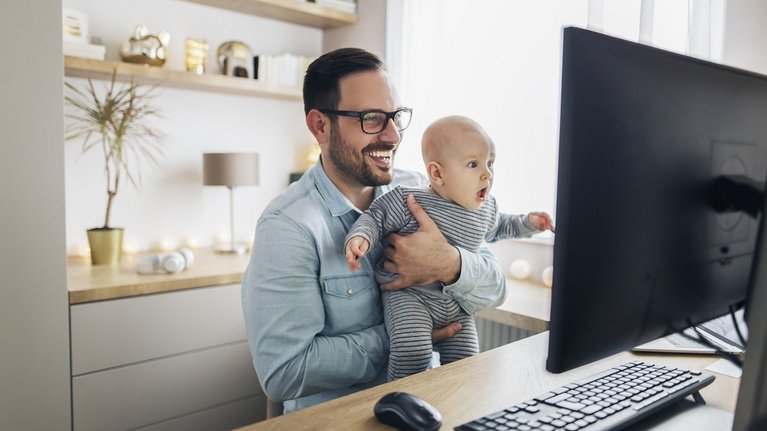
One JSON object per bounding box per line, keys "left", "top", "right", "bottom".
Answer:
{"left": 373, "top": 391, "right": 442, "bottom": 431}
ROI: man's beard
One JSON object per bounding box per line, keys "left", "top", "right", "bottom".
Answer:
{"left": 326, "top": 124, "right": 396, "bottom": 187}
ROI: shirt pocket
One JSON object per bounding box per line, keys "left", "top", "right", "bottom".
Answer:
{"left": 322, "top": 273, "right": 376, "bottom": 299}
{"left": 321, "top": 273, "right": 382, "bottom": 333}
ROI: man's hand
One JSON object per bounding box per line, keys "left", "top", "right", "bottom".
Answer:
{"left": 528, "top": 211, "right": 556, "bottom": 233}
{"left": 345, "top": 236, "right": 370, "bottom": 272}
{"left": 432, "top": 322, "right": 462, "bottom": 343}
{"left": 380, "top": 195, "right": 461, "bottom": 290}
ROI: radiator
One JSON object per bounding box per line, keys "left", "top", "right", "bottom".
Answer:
{"left": 475, "top": 316, "right": 537, "bottom": 352}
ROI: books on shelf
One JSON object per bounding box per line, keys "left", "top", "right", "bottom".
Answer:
{"left": 64, "top": 41, "right": 106, "bottom": 60}
{"left": 309, "top": 0, "right": 357, "bottom": 14}
{"left": 254, "top": 54, "right": 316, "bottom": 89}
{"left": 62, "top": 6, "right": 105, "bottom": 60}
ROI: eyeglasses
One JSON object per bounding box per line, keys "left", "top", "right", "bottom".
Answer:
{"left": 319, "top": 108, "right": 413, "bottom": 134}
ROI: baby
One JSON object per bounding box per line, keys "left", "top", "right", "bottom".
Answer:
{"left": 344, "top": 115, "right": 554, "bottom": 381}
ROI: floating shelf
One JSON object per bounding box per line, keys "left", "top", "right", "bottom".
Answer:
{"left": 182, "top": 0, "right": 357, "bottom": 28}
{"left": 64, "top": 56, "right": 302, "bottom": 100}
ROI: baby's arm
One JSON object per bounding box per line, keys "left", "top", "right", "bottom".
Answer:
{"left": 485, "top": 199, "right": 554, "bottom": 242}
{"left": 527, "top": 211, "right": 555, "bottom": 232}
{"left": 345, "top": 236, "right": 370, "bottom": 272}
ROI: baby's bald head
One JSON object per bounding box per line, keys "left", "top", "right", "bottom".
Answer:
{"left": 422, "top": 115, "right": 492, "bottom": 165}
{"left": 420, "top": 115, "right": 496, "bottom": 210}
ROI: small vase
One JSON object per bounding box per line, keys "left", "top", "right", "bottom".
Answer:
{"left": 87, "top": 227, "right": 124, "bottom": 265}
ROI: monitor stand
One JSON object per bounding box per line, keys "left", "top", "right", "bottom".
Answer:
{"left": 623, "top": 398, "right": 734, "bottom": 431}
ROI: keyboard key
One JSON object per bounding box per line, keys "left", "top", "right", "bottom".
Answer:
{"left": 534, "top": 392, "right": 557, "bottom": 402}
{"left": 486, "top": 411, "right": 505, "bottom": 420}
{"left": 546, "top": 393, "right": 571, "bottom": 404}
{"left": 557, "top": 401, "right": 586, "bottom": 411}
{"left": 581, "top": 404, "right": 602, "bottom": 415}
{"left": 524, "top": 405, "right": 540, "bottom": 414}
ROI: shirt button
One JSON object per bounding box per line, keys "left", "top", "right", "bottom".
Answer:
{"left": 347, "top": 288, "right": 353, "bottom": 295}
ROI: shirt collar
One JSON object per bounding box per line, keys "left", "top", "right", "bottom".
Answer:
{"left": 307, "top": 158, "right": 360, "bottom": 217}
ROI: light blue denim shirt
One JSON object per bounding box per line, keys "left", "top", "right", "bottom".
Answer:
{"left": 241, "top": 160, "right": 507, "bottom": 412}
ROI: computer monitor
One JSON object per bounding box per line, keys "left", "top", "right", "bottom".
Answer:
{"left": 547, "top": 27, "right": 767, "bottom": 428}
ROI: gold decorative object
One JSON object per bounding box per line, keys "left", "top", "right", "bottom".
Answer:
{"left": 87, "top": 228, "right": 124, "bottom": 265}
{"left": 185, "top": 38, "right": 209, "bottom": 75}
{"left": 64, "top": 69, "right": 166, "bottom": 264}
{"left": 121, "top": 24, "right": 170, "bottom": 67}
{"left": 217, "top": 41, "right": 253, "bottom": 78}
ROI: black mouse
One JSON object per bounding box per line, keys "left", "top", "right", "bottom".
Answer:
{"left": 374, "top": 391, "right": 442, "bottom": 431}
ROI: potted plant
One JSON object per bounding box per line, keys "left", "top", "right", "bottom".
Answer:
{"left": 65, "top": 69, "right": 165, "bottom": 264}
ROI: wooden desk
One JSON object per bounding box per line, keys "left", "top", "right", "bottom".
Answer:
{"left": 236, "top": 332, "right": 740, "bottom": 430}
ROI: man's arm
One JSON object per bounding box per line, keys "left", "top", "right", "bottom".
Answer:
{"left": 242, "top": 213, "right": 388, "bottom": 402}
{"left": 381, "top": 195, "right": 506, "bottom": 314}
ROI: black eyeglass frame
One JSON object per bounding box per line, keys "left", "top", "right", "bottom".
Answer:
{"left": 318, "top": 108, "right": 413, "bottom": 134}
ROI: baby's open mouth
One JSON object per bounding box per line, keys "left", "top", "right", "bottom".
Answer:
{"left": 477, "top": 187, "right": 489, "bottom": 199}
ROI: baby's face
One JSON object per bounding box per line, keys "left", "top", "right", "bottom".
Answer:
{"left": 438, "top": 134, "right": 495, "bottom": 210}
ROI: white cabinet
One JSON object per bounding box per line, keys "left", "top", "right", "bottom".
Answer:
{"left": 70, "top": 284, "right": 265, "bottom": 431}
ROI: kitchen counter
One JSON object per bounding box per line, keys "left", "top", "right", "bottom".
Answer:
{"left": 67, "top": 249, "right": 251, "bottom": 304}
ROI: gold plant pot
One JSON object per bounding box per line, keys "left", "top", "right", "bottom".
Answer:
{"left": 87, "top": 227, "right": 124, "bottom": 265}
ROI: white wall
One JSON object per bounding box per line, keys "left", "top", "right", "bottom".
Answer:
{"left": 63, "top": 0, "right": 324, "bottom": 254}
{"left": 0, "top": 0, "right": 71, "bottom": 429}
{"left": 722, "top": 0, "right": 767, "bottom": 75}
{"left": 324, "top": 0, "right": 387, "bottom": 60}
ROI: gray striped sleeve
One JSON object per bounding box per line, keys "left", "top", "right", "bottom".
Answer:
{"left": 486, "top": 211, "right": 539, "bottom": 242}
{"left": 344, "top": 186, "right": 411, "bottom": 251}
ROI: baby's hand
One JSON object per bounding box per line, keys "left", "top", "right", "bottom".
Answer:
{"left": 345, "top": 236, "right": 370, "bottom": 272}
{"left": 528, "top": 212, "right": 555, "bottom": 233}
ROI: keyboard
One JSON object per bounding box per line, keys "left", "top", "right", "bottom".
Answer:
{"left": 454, "top": 361, "right": 714, "bottom": 431}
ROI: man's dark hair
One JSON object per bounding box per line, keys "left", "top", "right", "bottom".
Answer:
{"left": 303, "top": 48, "right": 385, "bottom": 115}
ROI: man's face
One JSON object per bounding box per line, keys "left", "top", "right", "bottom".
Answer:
{"left": 323, "top": 70, "right": 403, "bottom": 187}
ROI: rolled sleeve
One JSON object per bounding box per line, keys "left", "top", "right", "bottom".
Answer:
{"left": 441, "top": 247, "right": 507, "bottom": 315}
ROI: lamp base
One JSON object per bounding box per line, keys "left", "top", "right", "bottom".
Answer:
{"left": 213, "top": 243, "right": 248, "bottom": 255}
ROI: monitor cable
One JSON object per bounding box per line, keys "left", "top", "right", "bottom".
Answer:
{"left": 681, "top": 318, "right": 744, "bottom": 369}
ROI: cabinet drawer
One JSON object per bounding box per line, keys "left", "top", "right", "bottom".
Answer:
{"left": 73, "top": 341, "right": 261, "bottom": 431}
{"left": 136, "top": 394, "right": 266, "bottom": 431}
{"left": 71, "top": 284, "right": 246, "bottom": 375}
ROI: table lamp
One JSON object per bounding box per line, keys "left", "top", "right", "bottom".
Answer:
{"left": 203, "top": 152, "right": 259, "bottom": 254}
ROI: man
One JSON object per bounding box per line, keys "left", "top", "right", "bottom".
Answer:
{"left": 241, "top": 48, "right": 506, "bottom": 413}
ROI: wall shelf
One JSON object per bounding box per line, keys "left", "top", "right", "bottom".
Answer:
{"left": 64, "top": 56, "right": 302, "bottom": 100}
{"left": 182, "top": 0, "right": 357, "bottom": 28}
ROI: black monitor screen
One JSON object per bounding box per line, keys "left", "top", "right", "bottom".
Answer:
{"left": 547, "top": 27, "right": 767, "bottom": 373}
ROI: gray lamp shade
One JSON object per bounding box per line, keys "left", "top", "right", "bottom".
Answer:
{"left": 203, "top": 152, "right": 260, "bottom": 187}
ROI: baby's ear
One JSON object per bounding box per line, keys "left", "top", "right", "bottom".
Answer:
{"left": 427, "top": 161, "right": 444, "bottom": 185}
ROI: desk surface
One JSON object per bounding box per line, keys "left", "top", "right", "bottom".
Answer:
{"left": 236, "top": 332, "right": 739, "bottom": 430}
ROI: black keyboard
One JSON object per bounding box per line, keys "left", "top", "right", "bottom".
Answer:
{"left": 454, "top": 361, "right": 714, "bottom": 431}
